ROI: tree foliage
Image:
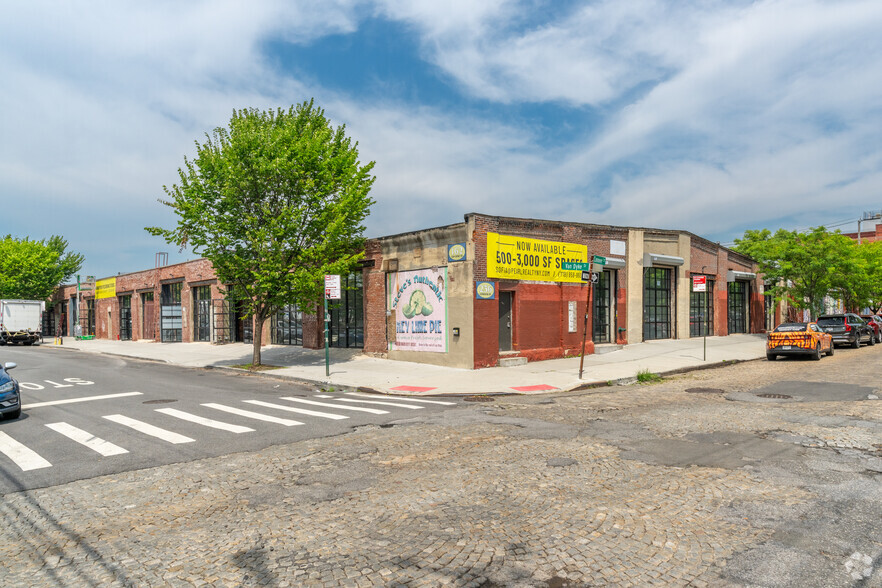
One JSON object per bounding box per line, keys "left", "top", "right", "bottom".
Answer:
{"left": 734, "top": 226, "right": 877, "bottom": 318}
{"left": 147, "top": 101, "right": 375, "bottom": 365}
{"left": 0, "top": 235, "right": 84, "bottom": 300}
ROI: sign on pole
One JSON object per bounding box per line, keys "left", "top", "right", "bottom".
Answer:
{"left": 325, "top": 274, "right": 342, "bottom": 300}
{"left": 592, "top": 255, "right": 607, "bottom": 265}
{"left": 692, "top": 275, "right": 707, "bottom": 292}
{"left": 562, "top": 262, "right": 592, "bottom": 271}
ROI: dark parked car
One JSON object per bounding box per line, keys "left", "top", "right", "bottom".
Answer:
{"left": 817, "top": 313, "right": 875, "bottom": 348}
{"left": 860, "top": 315, "right": 882, "bottom": 344}
{"left": 0, "top": 361, "right": 21, "bottom": 420}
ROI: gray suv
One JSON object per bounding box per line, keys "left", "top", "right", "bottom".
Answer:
{"left": 0, "top": 361, "right": 21, "bottom": 419}
{"left": 817, "top": 314, "right": 875, "bottom": 348}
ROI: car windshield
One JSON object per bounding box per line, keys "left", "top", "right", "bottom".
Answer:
{"left": 817, "top": 317, "right": 844, "bottom": 327}
{"left": 773, "top": 323, "right": 807, "bottom": 332}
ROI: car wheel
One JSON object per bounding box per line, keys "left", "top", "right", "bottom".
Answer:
{"left": 5, "top": 407, "right": 21, "bottom": 420}
{"left": 766, "top": 353, "right": 776, "bottom": 361}
{"left": 811, "top": 343, "right": 822, "bottom": 361}
{"left": 852, "top": 335, "right": 860, "bottom": 348}
{"left": 827, "top": 342, "right": 834, "bottom": 356}
{"left": 869, "top": 333, "right": 876, "bottom": 346}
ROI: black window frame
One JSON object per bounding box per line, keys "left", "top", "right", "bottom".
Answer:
{"left": 643, "top": 267, "right": 673, "bottom": 341}
{"left": 118, "top": 294, "right": 133, "bottom": 341}
{"left": 728, "top": 281, "right": 748, "bottom": 334}
{"left": 160, "top": 282, "right": 183, "bottom": 342}
{"left": 689, "top": 278, "right": 714, "bottom": 337}
{"left": 329, "top": 273, "right": 364, "bottom": 349}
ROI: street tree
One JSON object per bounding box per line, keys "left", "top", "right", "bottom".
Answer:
{"left": 734, "top": 227, "right": 856, "bottom": 319}
{"left": 147, "top": 101, "right": 375, "bottom": 366}
{"left": 855, "top": 240, "right": 882, "bottom": 313}
{"left": 0, "top": 235, "right": 84, "bottom": 300}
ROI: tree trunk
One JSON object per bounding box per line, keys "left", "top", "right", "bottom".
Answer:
{"left": 252, "top": 314, "right": 264, "bottom": 367}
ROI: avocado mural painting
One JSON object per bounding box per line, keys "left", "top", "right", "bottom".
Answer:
{"left": 388, "top": 267, "right": 448, "bottom": 352}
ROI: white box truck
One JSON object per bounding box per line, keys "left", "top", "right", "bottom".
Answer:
{"left": 0, "top": 299, "right": 44, "bottom": 345}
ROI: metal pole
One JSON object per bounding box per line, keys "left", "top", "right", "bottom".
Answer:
{"left": 578, "top": 263, "right": 594, "bottom": 379}
{"left": 324, "top": 297, "right": 330, "bottom": 377}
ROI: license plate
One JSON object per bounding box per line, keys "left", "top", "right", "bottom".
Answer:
{"left": 781, "top": 346, "right": 792, "bottom": 350}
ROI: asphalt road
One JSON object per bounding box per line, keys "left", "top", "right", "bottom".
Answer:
{"left": 0, "top": 346, "right": 460, "bottom": 493}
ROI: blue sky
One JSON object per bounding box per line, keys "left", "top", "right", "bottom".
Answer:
{"left": 2, "top": 0, "right": 882, "bottom": 279}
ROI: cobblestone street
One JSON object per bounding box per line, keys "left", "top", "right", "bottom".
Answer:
{"left": 2, "top": 346, "right": 881, "bottom": 587}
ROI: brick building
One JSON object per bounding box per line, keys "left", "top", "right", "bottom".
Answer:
{"left": 363, "top": 213, "right": 764, "bottom": 369}
{"left": 48, "top": 213, "right": 765, "bottom": 370}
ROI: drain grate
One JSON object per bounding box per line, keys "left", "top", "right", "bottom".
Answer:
{"left": 463, "top": 395, "right": 495, "bottom": 402}
{"left": 757, "top": 393, "right": 792, "bottom": 399}
{"left": 143, "top": 399, "right": 178, "bottom": 405}
{"left": 686, "top": 387, "right": 726, "bottom": 394}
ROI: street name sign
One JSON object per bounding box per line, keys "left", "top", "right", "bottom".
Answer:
{"left": 562, "top": 262, "right": 592, "bottom": 271}
{"left": 592, "top": 255, "right": 607, "bottom": 265}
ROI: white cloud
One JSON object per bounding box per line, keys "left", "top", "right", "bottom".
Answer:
{"left": 2, "top": 0, "right": 882, "bottom": 277}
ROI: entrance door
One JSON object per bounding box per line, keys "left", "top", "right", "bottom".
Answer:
{"left": 593, "top": 270, "right": 614, "bottom": 343}
{"left": 141, "top": 292, "right": 155, "bottom": 339}
{"left": 499, "top": 291, "right": 513, "bottom": 351}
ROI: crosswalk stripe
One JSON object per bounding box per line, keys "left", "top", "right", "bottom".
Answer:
{"left": 336, "top": 398, "right": 424, "bottom": 410}
{"left": 23, "top": 391, "right": 144, "bottom": 409}
{"left": 280, "top": 397, "right": 389, "bottom": 415}
{"left": 103, "top": 414, "right": 195, "bottom": 444}
{"left": 243, "top": 400, "right": 349, "bottom": 420}
{"left": 45, "top": 422, "right": 128, "bottom": 456}
{"left": 202, "top": 403, "right": 304, "bottom": 426}
{"left": 345, "top": 392, "right": 456, "bottom": 405}
{"left": 155, "top": 408, "right": 255, "bottom": 433}
{"left": 0, "top": 431, "right": 52, "bottom": 471}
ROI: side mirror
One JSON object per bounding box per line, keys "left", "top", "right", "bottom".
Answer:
{"left": 3, "top": 362, "right": 16, "bottom": 370}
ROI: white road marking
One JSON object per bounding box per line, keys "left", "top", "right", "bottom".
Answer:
{"left": 103, "top": 414, "right": 195, "bottom": 444}
{"left": 155, "top": 408, "right": 254, "bottom": 433}
{"left": 280, "top": 397, "right": 389, "bottom": 415}
{"left": 23, "top": 392, "right": 144, "bottom": 409}
{"left": 313, "top": 394, "right": 334, "bottom": 398}
{"left": 345, "top": 392, "right": 456, "bottom": 405}
{"left": 243, "top": 400, "right": 348, "bottom": 420}
{"left": 0, "top": 432, "right": 52, "bottom": 471}
{"left": 202, "top": 403, "right": 304, "bottom": 426}
{"left": 337, "top": 398, "right": 424, "bottom": 410}
{"left": 44, "top": 422, "right": 128, "bottom": 456}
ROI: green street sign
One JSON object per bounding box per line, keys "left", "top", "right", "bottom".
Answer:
{"left": 592, "top": 255, "right": 607, "bottom": 265}
{"left": 561, "top": 262, "right": 592, "bottom": 271}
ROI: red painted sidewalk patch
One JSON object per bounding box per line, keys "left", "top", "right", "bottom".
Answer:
{"left": 510, "top": 384, "right": 558, "bottom": 392}
{"left": 390, "top": 385, "right": 437, "bottom": 392}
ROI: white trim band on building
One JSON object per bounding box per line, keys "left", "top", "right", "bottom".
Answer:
{"left": 727, "top": 270, "right": 757, "bottom": 281}
{"left": 603, "top": 257, "right": 626, "bottom": 269}
{"left": 643, "top": 253, "right": 685, "bottom": 267}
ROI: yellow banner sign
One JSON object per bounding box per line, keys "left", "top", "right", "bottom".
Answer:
{"left": 95, "top": 278, "right": 117, "bottom": 300}
{"left": 486, "top": 232, "right": 588, "bottom": 282}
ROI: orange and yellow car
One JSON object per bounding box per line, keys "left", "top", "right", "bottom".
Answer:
{"left": 767, "top": 322, "right": 834, "bottom": 361}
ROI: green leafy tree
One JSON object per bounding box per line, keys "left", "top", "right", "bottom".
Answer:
{"left": 0, "top": 235, "right": 84, "bottom": 300}
{"left": 734, "top": 227, "right": 856, "bottom": 319}
{"left": 147, "top": 101, "right": 375, "bottom": 366}
{"left": 855, "top": 241, "right": 882, "bottom": 313}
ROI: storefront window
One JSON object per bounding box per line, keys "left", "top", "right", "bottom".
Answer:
{"left": 689, "top": 279, "right": 714, "bottom": 337}
{"left": 728, "top": 281, "right": 748, "bottom": 334}
{"left": 160, "top": 282, "right": 183, "bottom": 342}
{"left": 329, "top": 273, "right": 363, "bottom": 348}
{"left": 643, "top": 268, "right": 672, "bottom": 340}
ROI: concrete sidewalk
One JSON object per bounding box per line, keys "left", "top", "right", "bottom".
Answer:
{"left": 37, "top": 333, "right": 767, "bottom": 395}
